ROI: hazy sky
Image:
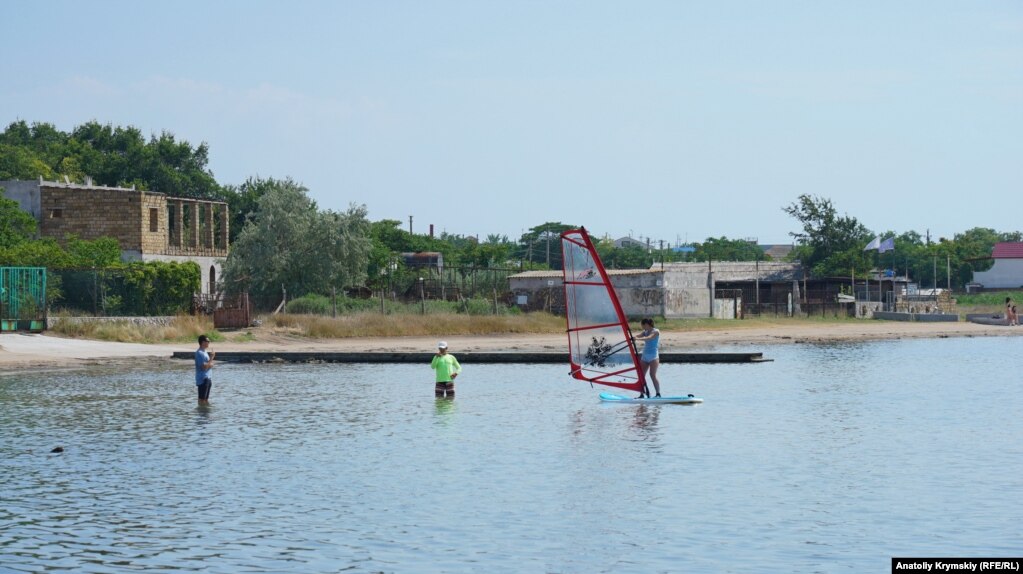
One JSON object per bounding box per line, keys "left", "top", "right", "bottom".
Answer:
{"left": 3, "top": 1, "right": 1021, "bottom": 245}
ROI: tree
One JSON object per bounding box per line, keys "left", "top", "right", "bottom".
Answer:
{"left": 0, "top": 143, "right": 57, "bottom": 180}
{"left": 516, "top": 222, "right": 577, "bottom": 269}
{"left": 0, "top": 120, "right": 223, "bottom": 199}
{"left": 595, "top": 239, "right": 652, "bottom": 269}
{"left": 0, "top": 188, "right": 38, "bottom": 249}
{"left": 692, "top": 237, "right": 763, "bottom": 262}
{"left": 947, "top": 227, "right": 1007, "bottom": 288}
{"left": 220, "top": 179, "right": 371, "bottom": 309}
{"left": 221, "top": 176, "right": 297, "bottom": 244}
{"left": 783, "top": 195, "right": 874, "bottom": 277}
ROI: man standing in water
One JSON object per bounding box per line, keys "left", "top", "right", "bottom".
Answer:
{"left": 431, "top": 341, "right": 461, "bottom": 398}
{"left": 195, "top": 335, "right": 215, "bottom": 405}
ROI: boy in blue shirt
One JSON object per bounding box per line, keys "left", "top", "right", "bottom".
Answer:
{"left": 195, "top": 335, "right": 215, "bottom": 405}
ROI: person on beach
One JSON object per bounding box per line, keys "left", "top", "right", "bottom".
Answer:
{"left": 1006, "top": 297, "right": 1016, "bottom": 326}
{"left": 431, "top": 341, "right": 461, "bottom": 398}
{"left": 195, "top": 335, "right": 215, "bottom": 405}
{"left": 634, "top": 318, "right": 662, "bottom": 398}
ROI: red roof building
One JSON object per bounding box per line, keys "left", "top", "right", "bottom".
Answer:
{"left": 991, "top": 242, "right": 1023, "bottom": 259}
{"left": 973, "top": 242, "right": 1023, "bottom": 289}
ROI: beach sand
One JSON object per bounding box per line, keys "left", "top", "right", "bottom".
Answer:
{"left": 1, "top": 319, "right": 1018, "bottom": 372}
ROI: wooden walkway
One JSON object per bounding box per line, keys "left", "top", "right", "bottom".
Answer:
{"left": 172, "top": 351, "right": 771, "bottom": 364}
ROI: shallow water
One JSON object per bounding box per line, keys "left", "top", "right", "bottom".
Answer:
{"left": 1, "top": 337, "right": 1021, "bottom": 573}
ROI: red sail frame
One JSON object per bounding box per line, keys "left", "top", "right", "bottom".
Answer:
{"left": 560, "top": 228, "right": 646, "bottom": 392}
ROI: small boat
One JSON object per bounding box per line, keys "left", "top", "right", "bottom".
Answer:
{"left": 966, "top": 313, "right": 1010, "bottom": 326}
{"left": 559, "top": 227, "right": 703, "bottom": 404}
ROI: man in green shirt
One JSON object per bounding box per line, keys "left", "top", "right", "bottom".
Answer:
{"left": 431, "top": 341, "right": 461, "bottom": 398}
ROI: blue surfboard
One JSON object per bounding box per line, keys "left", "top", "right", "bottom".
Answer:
{"left": 599, "top": 392, "right": 703, "bottom": 405}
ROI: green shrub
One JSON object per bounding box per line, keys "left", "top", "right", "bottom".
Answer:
{"left": 285, "top": 293, "right": 523, "bottom": 316}
{"left": 954, "top": 291, "right": 1023, "bottom": 306}
{"left": 286, "top": 294, "right": 332, "bottom": 315}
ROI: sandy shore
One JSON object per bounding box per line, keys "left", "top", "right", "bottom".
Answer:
{"left": 1, "top": 319, "right": 1018, "bottom": 372}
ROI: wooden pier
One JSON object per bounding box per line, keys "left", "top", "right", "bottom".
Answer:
{"left": 171, "top": 351, "right": 771, "bottom": 364}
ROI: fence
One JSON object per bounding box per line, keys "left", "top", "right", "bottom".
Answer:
{"left": 50, "top": 268, "right": 195, "bottom": 316}
{"left": 383, "top": 266, "right": 518, "bottom": 303}
{"left": 739, "top": 289, "right": 855, "bottom": 319}
{"left": 193, "top": 292, "right": 252, "bottom": 329}
{"left": 0, "top": 267, "right": 47, "bottom": 331}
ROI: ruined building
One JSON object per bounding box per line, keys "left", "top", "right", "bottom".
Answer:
{"left": 1, "top": 178, "right": 229, "bottom": 295}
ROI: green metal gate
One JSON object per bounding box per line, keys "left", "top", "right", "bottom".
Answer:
{"left": 0, "top": 267, "right": 47, "bottom": 332}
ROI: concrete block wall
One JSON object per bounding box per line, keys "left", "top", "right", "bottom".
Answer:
{"left": 140, "top": 193, "right": 166, "bottom": 254}
{"left": 40, "top": 187, "right": 146, "bottom": 250}
{"left": 662, "top": 268, "right": 711, "bottom": 318}
{"left": 0, "top": 180, "right": 42, "bottom": 218}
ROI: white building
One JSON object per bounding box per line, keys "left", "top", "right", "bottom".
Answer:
{"left": 972, "top": 242, "right": 1023, "bottom": 289}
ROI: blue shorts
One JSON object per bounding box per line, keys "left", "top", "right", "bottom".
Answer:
{"left": 197, "top": 378, "right": 212, "bottom": 400}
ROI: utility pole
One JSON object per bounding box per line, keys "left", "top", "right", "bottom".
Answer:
{"left": 545, "top": 225, "right": 550, "bottom": 267}
{"left": 409, "top": 215, "right": 413, "bottom": 235}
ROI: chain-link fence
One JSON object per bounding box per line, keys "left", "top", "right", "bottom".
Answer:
{"left": 378, "top": 266, "right": 519, "bottom": 303}
{"left": 50, "top": 268, "right": 196, "bottom": 316}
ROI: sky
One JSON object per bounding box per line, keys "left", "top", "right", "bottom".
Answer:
{"left": 3, "top": 1, "right": 1021, "bottom": 246}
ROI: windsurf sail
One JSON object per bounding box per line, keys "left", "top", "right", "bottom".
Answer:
{"left": 560, "top": 228, "right": 646, "bottom": 393}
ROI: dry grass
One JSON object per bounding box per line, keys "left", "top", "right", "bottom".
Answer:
{"left": 262, "top": 311, "right": 566, "bottom": 338}
{"left": 48, "top": 314, "right": 218, "bottom": 343}
{"left": 44, "top": 310, "right": 925, "bottom": 344}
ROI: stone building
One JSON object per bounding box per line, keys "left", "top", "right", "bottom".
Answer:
{"left": 1, "top": 178, "right": 228, "bottom": 294}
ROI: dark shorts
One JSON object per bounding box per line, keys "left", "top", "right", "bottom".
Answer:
{"left": 435, "top": 381, "right": 455, "bottom": 393}
{"left": 197, "top": 379, "right": 212, "bottom": 400}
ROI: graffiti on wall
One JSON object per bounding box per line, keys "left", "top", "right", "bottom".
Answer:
{"left": 628, "top": 288, "right": 663, "bottom": 309}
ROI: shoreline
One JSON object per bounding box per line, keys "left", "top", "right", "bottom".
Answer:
{"left": 1, "top": 320, "right": 1019, "bottom": 371}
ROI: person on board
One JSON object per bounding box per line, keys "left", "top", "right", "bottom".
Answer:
{"left": 195, "top": 334, "right": 215, "bottom": 405}
{"left": 634, "top": 318, "right": 662, "bottom": 398}
{"left": 431, "top": 341, "right": 461, "bottom": 398}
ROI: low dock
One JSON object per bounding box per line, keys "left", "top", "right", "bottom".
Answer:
{"left": 171, "top": 351, "right": 770, "bottom": 364}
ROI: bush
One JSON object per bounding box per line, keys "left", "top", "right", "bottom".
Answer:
{"left": 286, "top": 294, "right": 332, "bottom": 315}
{"left": 955, "top": 291, "right": 1023, "bottom": 306}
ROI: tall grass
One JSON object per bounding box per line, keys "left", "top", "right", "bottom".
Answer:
{"left": 44, "top": 308, "right": 933, "bottom": 344}
{"left": 48, "top": 314, "right": 219, "bottom": 343}
{"left": 263, "top": 311, "right": 564, "bottom": 338}
{"left": 285, "top": 294, "right": 523, "bottom": 317}
{"left": 953, "top": 291, "right": 1023, "bottom": 307}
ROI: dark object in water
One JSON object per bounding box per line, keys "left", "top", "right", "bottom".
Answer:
{"left": 50, "top": 446, "right": 64, "bottom": 453}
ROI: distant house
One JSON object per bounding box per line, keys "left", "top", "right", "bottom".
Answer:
{"left": 759, "top": 244, "right": 794, "bottom": 261}
{"left": 971, "top": 242, "right": 1023, "bottom": 289}
{"left": 613, "top": 236, "right": 646, "bottom": 249}
{"left": 400, "top": 251, "right": 444, "bottom": 270}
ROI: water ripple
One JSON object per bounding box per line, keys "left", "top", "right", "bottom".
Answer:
{"left": 2, "top": 341, "right": 1022, "bottom": 572}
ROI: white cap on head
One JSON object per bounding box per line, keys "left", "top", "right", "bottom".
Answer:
{"left": 437, "top": 341, "right": 448, "bottom": 349}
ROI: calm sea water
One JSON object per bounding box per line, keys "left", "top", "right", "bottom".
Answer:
{"left": 2, "top": 337, "right": 1021, "bottom": 573}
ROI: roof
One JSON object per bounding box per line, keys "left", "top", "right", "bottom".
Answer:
{"left": 660, "top": 261, "right": 803, "bottom": 282}
{"left": 992, "top": 242, "right": 1023, "bottom": 259}
{"left": 760, "top": 244, "right": 794, "bottom": 260}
